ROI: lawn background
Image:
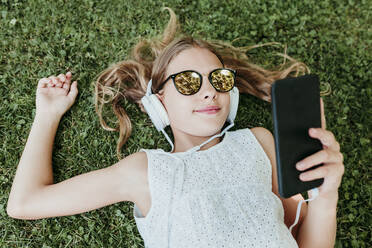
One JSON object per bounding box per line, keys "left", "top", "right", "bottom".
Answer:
{"left": 1, "top": 0, "right": 371, "bottom": 247}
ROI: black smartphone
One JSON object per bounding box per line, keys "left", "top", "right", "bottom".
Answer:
{"left": 271, "top": 74, "right": 324, "bottom": 198}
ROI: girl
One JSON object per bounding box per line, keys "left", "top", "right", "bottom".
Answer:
{"left": 7, "top": 7, "right": 344, "bottom": 248}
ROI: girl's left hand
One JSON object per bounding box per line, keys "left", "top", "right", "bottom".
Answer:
{"left": 36, "top": 71, "right": 78, "bottom": 118}
{"left": 295, "top": 98, "right": 345, "bottom": 199}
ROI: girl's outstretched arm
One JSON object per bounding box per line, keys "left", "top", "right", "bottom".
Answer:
{"left": 7, "top": 72, "right": 78, "bottom": 214}
{"left": 7, "top": 72, "right": 146, "bottom": 219}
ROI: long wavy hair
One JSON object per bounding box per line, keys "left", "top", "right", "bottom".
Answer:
{"left": 93, "top": 7, "right": 329, "bottom": 160}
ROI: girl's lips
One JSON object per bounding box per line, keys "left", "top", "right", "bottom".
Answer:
{"left": 195, "top": 106, "right": 221, "bottom": 112}
{"left": 195, "top": 109, "right": 221, "bottom": 114}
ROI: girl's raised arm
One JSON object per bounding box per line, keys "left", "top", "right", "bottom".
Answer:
{"left": 6, "top": 72, "right": 146, "bottom": 220}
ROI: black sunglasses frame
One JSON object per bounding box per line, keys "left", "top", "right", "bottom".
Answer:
{"left": 161, "top": 68, "right": 237, "bottom": 96}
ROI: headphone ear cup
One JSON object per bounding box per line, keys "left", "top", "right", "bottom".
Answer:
{"left": 141, "top": 94, "right": 170, "bottom": 131}
{"left": 227, "top": 86, "right": 239, "bottom": 123}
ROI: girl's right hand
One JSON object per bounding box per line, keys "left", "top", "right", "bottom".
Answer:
{"left": 36, "top": 71, "right": 78, "bottom": 118}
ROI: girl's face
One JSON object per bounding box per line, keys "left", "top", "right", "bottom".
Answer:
{"left": 156, "top": 47, "right": 230, "bottom": 142}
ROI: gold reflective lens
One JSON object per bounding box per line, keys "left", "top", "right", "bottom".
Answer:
{"left": 173, "top": 69, "right": 235, "bottom": 95}
{"left": 210, "top": 69, "right": 235, "bottom": 92}
{"left": 174, "top": 71, "right": 201, "bottom": 95}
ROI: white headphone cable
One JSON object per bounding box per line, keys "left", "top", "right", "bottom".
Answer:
{"left": 289, "top": 187, "right": 319, "bottom": 233}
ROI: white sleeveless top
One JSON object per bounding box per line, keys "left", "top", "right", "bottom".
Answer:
{"left": 133, "top": 128, "right": 299, "bottom": 248}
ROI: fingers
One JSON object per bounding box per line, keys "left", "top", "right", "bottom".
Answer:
{"left": 38, "top": 72, "right": 72, "bottom": 88}
{"left": 68, "top": 81, "right": 78, "bottom": 100}
{"left": 299, "top": 163, "right": 332, "bottom": 181}
{"left": 66, "top": 71, "right": 72, "bottom": 81}
{"left": 57, "top": 74, "right": 66, "bottom": 88}
{"left": 55, "top": 72, "right": 69, "bottom": 88}
{"left": 37, "top": 72, "right": 78, "bottom": 97}
{"left": 308, "top": 128, "right": 340, "bottom": 151}
{"left": 50, "top": 76, "right": 59, "bottom": 87}
{"left": 37, "top": 78, "right": 50, "bottom": 88}
{"left": 296, "top": 149, "right": 343, "bottom": 171}
{"left": 298, "top": 162, "right": 344, "bottom": 182}
{"left": 64, "top": 71, "right": 72, "bottom": 89}
{"left": 57, "top": 71, "right": 72, "bottom": 89}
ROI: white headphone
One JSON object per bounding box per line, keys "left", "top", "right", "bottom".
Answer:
{"left": 141, "top": 79, "right": 239, "bottom": 151}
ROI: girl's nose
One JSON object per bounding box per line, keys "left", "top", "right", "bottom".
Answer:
{"left": 199, "top": 75, "right": 217, "bottom": 99}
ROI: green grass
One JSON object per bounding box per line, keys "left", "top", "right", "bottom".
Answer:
{"left": 1, "top": 0, "right": 371, "bottom": 247}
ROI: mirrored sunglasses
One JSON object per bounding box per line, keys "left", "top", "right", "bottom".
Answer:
{"left": 162, "top": 68, "right": 236, "bottom": 96}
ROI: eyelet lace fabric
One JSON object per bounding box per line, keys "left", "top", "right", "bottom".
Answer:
{"left": 133, "top": 128, "right": 299, "bottom": 248}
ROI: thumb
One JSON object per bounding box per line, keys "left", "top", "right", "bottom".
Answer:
{"left": 68, "top": 81, "right": 78, "bottom": 100}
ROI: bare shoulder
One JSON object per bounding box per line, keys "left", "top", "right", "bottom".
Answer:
{"left": 250, "top": 127, "right": 274, "bottom": 149}
{"left": 114, "top": 151, "right": 149, "bottom": 203}
{"left": 117, "top": 151, "right": 148, "bottom": 173}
